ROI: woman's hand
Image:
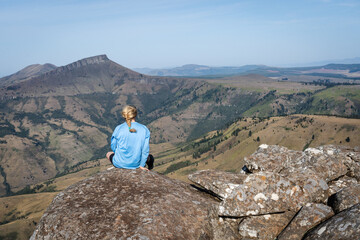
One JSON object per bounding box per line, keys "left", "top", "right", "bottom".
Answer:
{"left": 139, "top": 166, "right": 149, "bottom": 171}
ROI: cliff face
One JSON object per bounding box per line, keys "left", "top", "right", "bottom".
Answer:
{"left": 49, "top": 55, "right": 110, "bottom": 74}
{"left": 31, "top": 145, "right": 360, "bottom": 239}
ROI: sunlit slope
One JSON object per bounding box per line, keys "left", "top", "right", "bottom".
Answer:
{"left": 155, "top": 115, "right": 360, "bottom": 182}
{"left": 0, "top": 192, "right": 57, "bottom": 240}
{"left": 302, "top": 85, "right": 360, "bottom": 116}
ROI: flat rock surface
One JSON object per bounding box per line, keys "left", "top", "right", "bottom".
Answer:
{"left": 277, "top": 203, "right": 334, "bottom": 240}
{"left": 188, "top": 169, "right": 247, "bottom": 199}
{"left": 31, "top": 169, "right": 216, "bottom": 240}
{"left": 303, "top": 203, "right": 360, "bottom": 239}
{"left": 244, "top": 144, "right": 306, "bottom": 173}
{"left": 328, "top": 183, "right": 360, "bottom": 213}
{"left": 218, "top": 172, "right": 309, "bottom": 217}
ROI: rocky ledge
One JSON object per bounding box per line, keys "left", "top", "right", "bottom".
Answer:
{"left": 32, "top": 145, "right": 360, "bottom": 239}
{"left": 47, "top": 55, "right": 110, "bottom": 74}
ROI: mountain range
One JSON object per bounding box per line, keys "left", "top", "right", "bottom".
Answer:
{"left": 0, "top": 55, "right": 360, "bottom": 197}
{"left": 134, "top": 63, "right": 360, "bottom": 78}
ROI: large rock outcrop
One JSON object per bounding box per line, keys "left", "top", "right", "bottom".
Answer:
{"left": 32, "top": 145, "right": 360, "bottom": 239}
{"left": 31, "top": 169, "right": 216, "bottom": 240}
{"left": 190, "top": 145, "right": 360, "bottom": 239}
{"left": 244, "top": 144, "right": 349, "bottom": 182}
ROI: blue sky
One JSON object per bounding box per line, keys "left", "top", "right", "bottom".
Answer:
{"left": 0, "top": 0, "right": 360, "bottom": 76}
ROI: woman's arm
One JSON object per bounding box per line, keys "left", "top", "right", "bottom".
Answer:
{"left": 140, "top": 128, "right": 150, "bottom": 167}
{"left": 110, "top": 127, "right": 119, "bottom": 152}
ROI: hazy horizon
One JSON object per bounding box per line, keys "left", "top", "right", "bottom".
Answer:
{"left": 1, "top": 0, "right": 360, "bottom": 77}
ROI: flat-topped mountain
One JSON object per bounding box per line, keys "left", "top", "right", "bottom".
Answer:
{"left": 1, "top": 54, "right": 194, "bottom": 98}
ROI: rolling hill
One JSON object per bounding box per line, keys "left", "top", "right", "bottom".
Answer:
{"left": 0, "top": 63, "right": 57, "bottom": 87}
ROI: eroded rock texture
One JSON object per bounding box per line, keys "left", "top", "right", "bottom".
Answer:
{"left": 328, "top": 183, "right": 360, "bottom": 213}
{"left": 31, "top": 169, "right": 216, "bottom": 240}
{"left": 303, "top": 203, "right": 360, "bottom": 239}
{"left": 218, "top": 172, "right": 310, "bottom": 217}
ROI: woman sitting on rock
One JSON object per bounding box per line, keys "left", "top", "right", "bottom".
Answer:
{"left": 106, "top": 105, "right": 153, "bottom": 170}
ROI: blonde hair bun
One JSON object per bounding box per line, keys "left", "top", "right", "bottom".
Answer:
{"left": 122, "top": 105, "right": 137, "bottom": 132}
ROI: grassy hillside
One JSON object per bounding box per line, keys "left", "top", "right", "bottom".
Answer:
{"left": 302, "top": 85, "right": 360, "bottom": 116}
{"left": 155, "top": 115, "right": 360, "bottom": 182}
{"left": 0, "top": 193, "right": 57, "bottom": 240}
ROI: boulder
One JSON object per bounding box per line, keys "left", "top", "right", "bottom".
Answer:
{"left": 238, "top": 211, "right": 295, "bottom": 239}
{"left": 218, "top": 172, "right": 310, "bottom": 217}
{"left": 277, "top": 203, "right": 334, "bottom": 240}
{"left": 303, "top": 203, "right": 360, "bottom": 239}
{"left": 244, "top": 144, "right": 307, "bottom": 173}
{"left": 188, "top": 169, "right": 247, "bottom": 199}
{"left": 31, "top": 169, "right": 216, "bottom": 240}
{"left": 244, "top": 145, "right": 348, "bottom": 183}
{"left": 328, "top": 183, "right": 360, "bottom": 213}
{"left": 304, "top": 146, "right": 348, "bottom": 182}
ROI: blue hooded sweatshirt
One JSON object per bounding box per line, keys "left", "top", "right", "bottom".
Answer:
{"left": 110, "top": 122, "right": 150, "bottom": 169}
